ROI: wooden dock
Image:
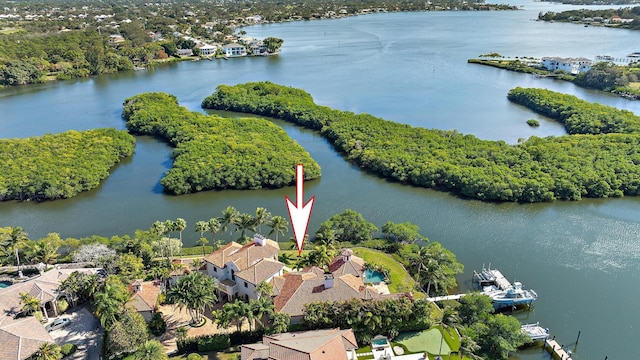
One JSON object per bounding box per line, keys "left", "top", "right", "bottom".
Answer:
{"left": 473, "top": 265, "right": 512, "bottom": 290}
{"left": 545, "top": 339, "right": 573, "bottom": 360}
{"left": 426, "top": 294, "right": 467, "bottom": 302}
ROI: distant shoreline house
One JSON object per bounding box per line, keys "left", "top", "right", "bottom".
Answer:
{"left": 198, "top": 44, "right": 217, "bottom": 56}
{"left": 541, "top": 57, "right": 593, "bottom": 75}
{"left": 241, "top": 328, "right": 358, "bottom": 360}
{"left": 203, "top": 235, "right": 284, "bottom": 301}
{"left": 222, "top": 43, "right": 247, "bottom": 57}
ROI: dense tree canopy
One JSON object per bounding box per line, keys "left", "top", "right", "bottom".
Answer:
{"left": 507, "top": 87, "right": 640, "bottom": 134}
{"left": 122, "top": 92, "right": 320, "bottom": 194}
{"left": 315, "top": 209, "right": 378, "bottom": 243}
{"left": 0, "top": 128, "right": 135, "bottom": 201}
{"left": 202, "top": 82, "right": 640, "bottom": 202}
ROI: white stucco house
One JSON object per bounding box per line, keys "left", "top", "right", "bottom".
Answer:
{"left": 221, "top": 43, "right": 247, "bottom": 57}
{"left": 203, "top": 234, "right": 284, "bottom": 301}
{"left": 541, "top": 57, "right": 593, "bottom": 75}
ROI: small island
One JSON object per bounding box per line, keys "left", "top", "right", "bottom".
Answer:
{"left": 203, "top": 81, "right": 640, "bottom": 202}
{"left": 0, "top": 128, "right": 135, "bottom": 201}
{"left": 123, "top": 92, "right": 321, "bottom": 194}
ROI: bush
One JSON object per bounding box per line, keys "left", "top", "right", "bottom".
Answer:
{"left": 61, "top": 343, "right": 78, "bottom": 357}
{"left": 57, "top": 299, "right": 69, "bottom": 313}
{"left": 177, "top": 337, "right": 198, "bottom": 354}
{"left": 148, "top": 312, "right": 167, "bottom": 336}
{"left": 197, "top": 334, "right": 230, "bottom": 352}
{"left": 526, "top": 119, "right": 540, "bottom": 127}
{"left": 187, "top": 354, "right": 202, "bottom": 360}
{"left": 228, "top": 329, "right": 264, "bottom": 346}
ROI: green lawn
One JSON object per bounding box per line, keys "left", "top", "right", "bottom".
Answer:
{"left": 352, "top": 247, "right": 420, "bottom": 296}
{"left": 396, "top": 326, "right": 460, "bottom": 356}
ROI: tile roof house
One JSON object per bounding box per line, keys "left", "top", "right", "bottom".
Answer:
{"left": 0, "top": 268, "right": 99, "bottom": 326}
{"left": 0, "top": 268, "right": 99, "bottom": 360}
{"left": 272, "top": 249, "right": 403, "bottom": 323}
{"left": 328, "top": 249, "right": 366, "bottom": 278}
{"left": 129, "top": 280, "right": 162, "bottom": 321}
{"left": 241, "top": 328, "right": 358, "bottom": 360}
{"left": 204, "top": 235, "right": 284, "bottom": 301}
{"left": 0, "top": 317, "right": 54, "bottom": 360}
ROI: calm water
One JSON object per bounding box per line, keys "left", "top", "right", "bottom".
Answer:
{"left": 2, "top": 1, "right": 640, "bottom": 358}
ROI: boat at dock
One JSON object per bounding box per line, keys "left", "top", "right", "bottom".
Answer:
{"left": 628, "top": 52, "right": 640, "bottom": 58}
{"left": 521, "top": 322, "right": 549, "bottom": 341}
{"left": 482, "top": 281, "right": 538, "bottom": 307}
{"left": 473, "top": 264, "right": 512, "bottom": 290}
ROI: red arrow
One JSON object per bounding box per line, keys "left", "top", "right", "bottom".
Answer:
{"left": 285, "top": 164, "right": 315, "bottom": 255}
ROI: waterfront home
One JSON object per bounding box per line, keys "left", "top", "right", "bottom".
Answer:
{"left": 129, "top": 280, "right": 162, "bottom": 321}
{"left": 222, "top": 43, "right": 247, "bottom": 57}
{"left": 177, "top": 48, "right": 194, "bottom": 57}
{"left": 198, "top": 44, "right": 217, "bottom": 56}
{"left": 241, "top": 328, "right": 358, "bottom": 360}
{"left": 541, "top": 57, "right": 593, "bottom": 75}
{"left": 203, "top": 234, "right": 284, "bottom": 301}
{"left": 328, "top": 249, "right": 366, "bottom": 277}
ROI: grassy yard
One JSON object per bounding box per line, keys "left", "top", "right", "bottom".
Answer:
{"left": 352, "top": 247, "right": 419, "bottom": 295}
{"left": 397, "top": 326, "right": 461, "bottom": 358}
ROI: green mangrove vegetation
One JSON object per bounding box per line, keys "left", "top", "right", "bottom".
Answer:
{"left": 122, "top": 92, "right": 320, "bottom": 194}
{"left": 202, "top": 81, "right": 640, "bottom": 202}
{"left": 507, "top": 87, "right": 640, "bottom": 134}
{"left": 0, "top": 128, "right": 135, "bottom": 201}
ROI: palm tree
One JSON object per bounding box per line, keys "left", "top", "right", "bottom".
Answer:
{"left": 133, "top": 340, "right": 168, "bottom": 360}
{"left": 174, "top": 218, "right": 187, "bottom": 257}
{"left": 436, "top": 307, "right": 460, "bottom": 360}
{"left": 164, "top": 220, "right": 175, "bottom": 258}
{"left": 196, "top": 237, "right": 209, "bottom": 256}
{"left": 254, "top": 207, "right": 271, "bottom": 233}
{"left": 278, "top": 252, "right": 294, "bottom": 265}
{"left": 26, "top": 238, "right": 60, "bottom": 264}
{"left": 234, "top": 213, "right": 257, "bottom": 242}
{"left": 0, "top": 226, "right": 29, "bottom": 277}
{"left": 207, "top": 218, "right": 221, "bottom": 242}
{"left": 314, "top": 228, "right": 339, "bottom": 250}
{"left": 151, "top": 221, "right": 166, "bottom": 260}
{"left": 255, "top": 281, "right": 273, "bottom": 299}
{"left": 195, "top": 220, "right": 209, "bottom": 240}
{"left": 219, "top": 206, "right": 240, "bottom": 236}
{"left": 250, "top": 297, "right": 274, "bottom": 329}
{"left": 458, "top": 335, "right": 482, "bottom": 360}
{"left": 19, "top": 292, "right": 42, "bottom": 316}
{"left": 166, "top": 272, "right": 217, "bottom": 325}
{"left": 222, "top": 299, "right": 250, "bottom": 332}
{"left": 268, "top": 216, "right": 288, "bottom": 242}
{"left": 191, "top": 258, "right": 204, "bottom": 271}
{"left": 309, "top": 245, "right": 335, "bottom": 270}
{"left": 93, "top": 276, "right": 130, "bottom": 329}
{"left": 31, "top": 342, "right": 62, "bottom": 360}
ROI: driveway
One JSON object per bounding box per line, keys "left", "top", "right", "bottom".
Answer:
{"left": 48, "top": 305, "right": 103, "bottom": 360}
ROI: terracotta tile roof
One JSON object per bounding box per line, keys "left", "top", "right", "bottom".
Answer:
{"left": 129, "top": 281, "right": 161, "bottom": 313}
{"left": 328, "top": 254, "right": 365, "bottom": 278}
{"left": 235, "top": 258, "right": 284, "bottom": 286}
{"left": 203, "top": 239, "right": 279, "bottom": 272}
{"left": 273, "top": 272, "right": 365, "bottom": 318}
{"left": 0, "top": 317, "right": 53, "bottom": 360}
{"left": 245, "top": 328, "right": 358, "bottom": 360}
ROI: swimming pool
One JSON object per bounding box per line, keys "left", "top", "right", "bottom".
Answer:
{"left": 364, "top": 269, "right": 385, "bottom": 284}
{"left": 371, "top": 337, "right": 389, "bottom": 347}
{"left": 0, "top": 281, "right": 12, "bottom": 289}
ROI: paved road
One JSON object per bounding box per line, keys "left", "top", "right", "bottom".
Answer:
{"left": 49, "top": 305, "right": 103, "bottom": 360}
